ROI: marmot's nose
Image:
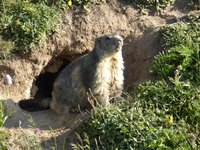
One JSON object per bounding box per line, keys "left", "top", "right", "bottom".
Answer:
{"left": 113, "top": 35, "right": 123, "bottom": 46}
{"left": 118, "top": 37, "right": 123, "bottom": 42}
{"left": 118, "top": 37, "right": 123, "bottom": 45}
{"left": 115, "top": 35, "right": 123, "bottom": 42}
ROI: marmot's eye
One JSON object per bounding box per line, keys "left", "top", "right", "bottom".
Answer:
{"left": 106, "top": 37, "right": 111, "bottom": 40}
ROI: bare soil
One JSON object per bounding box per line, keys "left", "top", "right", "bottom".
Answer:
{"left": 0, "top": 0, "right": 195, "bottom": 149}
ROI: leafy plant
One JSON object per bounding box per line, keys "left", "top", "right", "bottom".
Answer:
{"left": 74, "top": 98, "right": 198, "bottom": 149}
{"left": 128, "top": 0, "right": 176, "bottom": 11}
{"left": 135, "top": 72, "right": 200, "bottom": 126}
{"left": 150, "top": 45, "right": 200, "bottom": 82}
{"left": 0, "top": 0, "right": 62, "bottom": 54}
{"left": 150, "top": 13, "right": 200, "bottom": 84}
{"left": 30, "top": 0, "right": 94, "bottom": 9}
{"left": 0, "top": 100, "right": 15, "bottom": 149}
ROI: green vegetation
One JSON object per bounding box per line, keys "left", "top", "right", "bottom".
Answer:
{"left": 0, "top": 38, "right": 13, "bottom": 59}
{"left": 0, "top": 100, "right": 15, "bottom": 149}
{"left": 17, "top": 116, "right": 65, "bottom": 150}
{"left": 74, "top": 100, "right": 197, "bottom": 149}
{"left": 0, "top": 0, "right": 62, "bottom": 56}
{"left": 74, "top": 91, "right": 199, "bottom": 149}
{"left": 150, "top": 12, "right": 200, "bottom": 82}
{"left": 73, "top": 11, "right": 200, "bottom": 149}
{"left": 128, "top": 0, "right": 176, "bottom": 11}
{"left": 17, "top": 116, "right": 42, "bottom": 149}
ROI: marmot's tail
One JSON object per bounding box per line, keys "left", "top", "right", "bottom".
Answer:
{"left": 19, "top": 98, "right": 51, "bottom": 111}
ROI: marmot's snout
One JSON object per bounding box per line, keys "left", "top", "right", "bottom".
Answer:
{"left": 114, "top": 35, "right": 123, "bottom": 49}
{"left": 118, "top": 37, "right": 123, "bottom": 45}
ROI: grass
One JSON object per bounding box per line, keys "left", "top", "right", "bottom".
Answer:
{"left": 0, "top": 0, "right": 62, "bottom": 56}
{"left": 0, "top": 109, "right": 59, "bottom": 150}
{"left": 150, "top": 12, "right": 200, "bottom": 82}
{"left": 16, "top": 116, "right": 66, "bottom": 150}
{"left": 0, "top": 100, "right": 15, "bottom": 149}
{"left": 127, "top": 0, "right": 175, "bottom": 14}
{"left": 0, "top": 37, "right": 13, "bottom": 59}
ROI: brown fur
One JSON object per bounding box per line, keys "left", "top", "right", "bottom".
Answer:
{"left": 50, "top": 35, "right": 124, "bottom": 114}
{"left": 19, "top": 35, "right": 124, "bottom": 114}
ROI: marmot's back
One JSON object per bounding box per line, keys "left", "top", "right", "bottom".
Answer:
{"left": 19, "top": 35, "right": 124, "bottom": 114}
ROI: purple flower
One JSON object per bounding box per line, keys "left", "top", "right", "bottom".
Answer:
{"left": 177, "top": 65, "right": 182, "bottom": 70}
{"left": 175, "top": 69, "right": 179, "bottom": 74}
{"left": 6, "top": 74, "right": 12, "bottom": 85}
{"left": 35, "top": 128, "right": 40, "bottom": 132}
{"left": 188, "top": 132, "right": 196, "bottom": 140}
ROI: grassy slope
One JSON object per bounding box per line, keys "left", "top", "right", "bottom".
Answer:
{"left": 74, "top": 11, "right": 200, "bottom": 150}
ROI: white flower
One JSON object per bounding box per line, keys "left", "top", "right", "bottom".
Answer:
{"left": 6, "top": 74, "right": 12, "bottom": 85}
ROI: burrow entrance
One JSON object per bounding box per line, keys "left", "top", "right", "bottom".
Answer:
{"left": 32, "top": 59, "right": 71, "bottom": 101}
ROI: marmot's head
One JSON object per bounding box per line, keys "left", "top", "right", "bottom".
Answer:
{"left": 94, "top": 35, "right": 123, "bottom": 59}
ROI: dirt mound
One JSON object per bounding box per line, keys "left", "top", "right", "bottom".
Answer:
{"left": 0, "top": 0, "right": 194, "bottom": 149}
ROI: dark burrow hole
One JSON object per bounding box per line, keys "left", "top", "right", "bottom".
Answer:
{"left": 33, "top": 59, "right": 71, "bottom": 101}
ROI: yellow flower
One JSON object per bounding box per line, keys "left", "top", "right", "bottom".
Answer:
{"left": 68, "top": 0, "right": 72, "bottom": 7}
{"left": 26, "top": 6, "right": 32, "bottom": 11}
{"left": 167, "top": 116, "right": 173, "bottom": 123}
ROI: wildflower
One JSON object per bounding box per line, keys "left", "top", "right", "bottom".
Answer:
{"left": 167, "top": 116, "right": 173, "bottom": 123}
{"left": 175, "top": 69, "right": 179, "bottom": 74}
{"left": 68, "top": 0, "right": 72, "bottom": 6}
{"left": 35, "top": 128, "right": 40, "bottom": 132}
{"left": 188, "top": 132, "right": 196, "bottom": 140}
{"left": 6, "top": 74, "right": 12, "bottom": 85}
{"left": 51, "top": 147, "right": 55, "bottom": 150}
{"left": 26, "top": 6, "right": 32, "bottom": 11}
{"left": 177, "top": 65, "right": 182, "bottom": 70}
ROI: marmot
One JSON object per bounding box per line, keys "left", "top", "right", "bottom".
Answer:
{"left": 19, "top": 35, "right": 124, "bottom": 114}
